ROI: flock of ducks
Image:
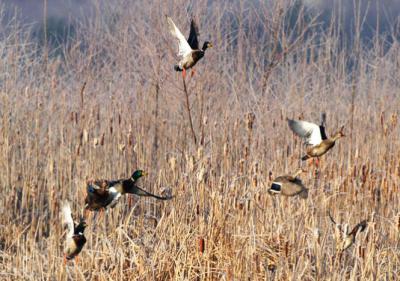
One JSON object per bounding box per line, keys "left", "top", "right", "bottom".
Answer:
{"left": 60, "top": 16, "right": 367, "bottom": 266}
{"left": 268, "top": 118, "right": 367, "bottom": 255}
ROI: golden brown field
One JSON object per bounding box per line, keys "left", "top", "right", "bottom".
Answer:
{"left": 0, "top": 1, "right": 399, "bottom": 280}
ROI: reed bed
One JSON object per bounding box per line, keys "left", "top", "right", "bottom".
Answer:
{"left": 0, "top": 0, "right": 399, "bottom": 280}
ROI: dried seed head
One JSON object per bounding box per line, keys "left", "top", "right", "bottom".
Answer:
{"left": 100, "top": 133, "right": 105, "bottom": 146}
{"left": 169, "top": 157, "right": 177, "bottom": 172}
{"left": 246, "top": 112, "right": 256, "bottom": 130}
{"left": 223, "top": 143, "right": 229, "bottom": 156}
{"left": 239, "top": 159, "right": 245, "bottom": 173}
{"left": 83, "top": 129, "right": 89, "bottom": 143}
{"left": 197, "top": 146, "right": 204, "bottom": 160}
{"left": 197, "top": 167, "right": 206, "bottom": 183}
{"left": 199, "top": 237, "right": 205, "bottom": 254}
{"left": 187, "top": 155, "right": 195, "bottom": 172}
{"left": 118, "top": 143, "right": 126, "bottom": 152}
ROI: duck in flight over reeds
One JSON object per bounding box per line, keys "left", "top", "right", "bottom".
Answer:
{"left": 166, "top": 16, "right": 212, "bottom": 78}
{"left": 328, "top": 212, "right": 367, "bottom": 253}
{"left": 287, "top": 118, "right": 345, "bottom": 166}
{"left": 61, "top": 201, "right": 87, "bottom": 264}
{"left": 84, "top": 170, "right": 173, "bottom": 214}
{"left": 268, "top": 168, "right": 308, "bottom": 198}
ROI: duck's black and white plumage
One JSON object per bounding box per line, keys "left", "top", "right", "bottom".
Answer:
{"left": 268, "top": 168, "right": 308, "bottom": 198}
{"left": 84, "top": 170, "right": 173, "bottom": 212}
{"left": 166, "top": 16, "right": 212, "bottom": 76}
{"left": 61, "top": 201, "right": 87, "bottom": 262}
{"left": 288, "top": 119, "right": 345, "bottom": 161}
{"left": 328, "top": 212, "right": 367, "bottom": 253}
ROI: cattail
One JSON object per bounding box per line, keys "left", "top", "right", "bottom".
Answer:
{"left": 253, "top": 162, "right": 259, "bottom": 174}
{"left": 361, "top": 164, "right": 367, "bottom": 183}
{"left": 244, "top": 146, "right": 249, "bottom": 158}
{"left": 397, "top": 214, "right": 400, "bottom": 231}
{"left": 358, "top": 246, "right": 365, "bottom": 259}
{"left": 239, "top": 159, "right": 245, "bottom": 173}
{"left": 100, "top": 133, "right": 105, "bottom": 146}
{"left": 219, "top": 176, "right": 225, "bottom": 188}
{"left": 223, "top": 143, "right": 229, "bottom": 157}
{"left": 199, "top": 237, "right": 205, "bottom": 254}
{"left": 252, "top": 176, "right": 258, "bottom": 187}
{"left": 254, "top": 254, "right": 260, "bottom": 273}
{"left": 128, "top": 132, "right": 133, "bottom": 147}
{"left": 246, "top": 112, "right": 255, "bottom": 130}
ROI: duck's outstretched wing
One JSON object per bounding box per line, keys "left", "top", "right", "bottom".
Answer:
{"left": 187, "top": 18, "right": 200, "bottom": 49}
{"left": 349, "top": 220, "right": 368, "bottom": 236}
{"left": 288, "top": 119, "right": 322, "bottom": 145}
{"left": 131, "top": 185, "right": 174, "bottom": 200}
{"left": 61, "top": 201, "right": 74, "bottom": 238}
{"left": 166, "top": 16, "right": 193, "bottom": 58}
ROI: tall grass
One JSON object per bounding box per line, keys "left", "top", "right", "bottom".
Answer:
{"left": 0, "top": 0, "right": 399, "bottom": 280}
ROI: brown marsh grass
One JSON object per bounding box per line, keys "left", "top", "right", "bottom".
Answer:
{"left": 0, "top": 0, "right": 399, "bottom": 280}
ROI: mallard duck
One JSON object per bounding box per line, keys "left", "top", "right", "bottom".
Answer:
{"left": 166, "top": 16, "right": 212, "bottom": 78}
{"left": 84, "top": 170, "right": 173, "bottom": 212}
{"left": 287, "top": 118, "right": 345, "bottom": 163}
{"left": 61, "top": 201, "right": 87, "bottom": 263}
{"left": 328, "top": 212, "right": 367, "bottom": 253}
{"left": 268, "top": 168, "right": 308, "bottom": 198}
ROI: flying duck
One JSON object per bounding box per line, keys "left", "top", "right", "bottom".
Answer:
{"left": 328, "top": 212, "right": 367, "bottom": 253}
{"left": 268, "top": 168, "right": 308, "bottom": 198}
{"left": 61, "top": 201, "right": 87, "bottom": 263}
{"left": 287, "top": 118, "right": 345, "bottom": 164}
{"left": 84, "top": 170, "right": 173, "bottom": 213}
{"left": 166, "top": 16, "right": 212, "bottom": 78}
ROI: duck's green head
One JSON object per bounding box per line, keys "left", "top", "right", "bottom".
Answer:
{"left": 131, "top": 169, "right": 146, "bottom": 181}
{"left": 202, "top": 41, "right": 213, "bottom": 51}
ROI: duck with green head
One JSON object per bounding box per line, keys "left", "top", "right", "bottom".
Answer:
{"left": 84, "top": 170, "right": 173, "bottom": 213}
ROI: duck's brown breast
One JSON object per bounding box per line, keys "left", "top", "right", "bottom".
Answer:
{"left": 307, "top": 140, "right": 335, "bottom": 157}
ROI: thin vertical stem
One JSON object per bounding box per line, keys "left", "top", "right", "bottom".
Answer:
{"left": 182, "top": 76, "right": 197, "bottom": 146}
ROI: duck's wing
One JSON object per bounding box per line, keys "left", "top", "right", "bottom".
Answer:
{"left": 288, "top": 119, "right": 322, "bottom": 145}
{"left": 187, "top": 18, "right": 200, "bottom": 49}
{"left": 130, "top": 185, "right": 174, "bottom": 200}
{"left": 328, "top": 211, "right": 345, "bottom": 240}
{"left": 320, "top": 113, "right": 327, "bottom": 140}
{"left": 319, "top": 125, "right": 328, "bottom": 140}
{"left": 87, "top": 180, "right": 110, "bottom": 195}
{"left": 166, "top": 16, "right": 193, "bottom": 58}
{"left": 61, "top": 201, "right": 74, "bottom": 239}
{"left": 349, "top": 220, "right": 367, "bottom": 236}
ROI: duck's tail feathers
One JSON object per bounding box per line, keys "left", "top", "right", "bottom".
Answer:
{"left": 299, "top": 189, "right": 308, "bottom": 199}
{"left": 174, "top": 65, "right": 183, "bottom": 72}
{"left": 301, "top": 155, "right": 311, "bottom": 161}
